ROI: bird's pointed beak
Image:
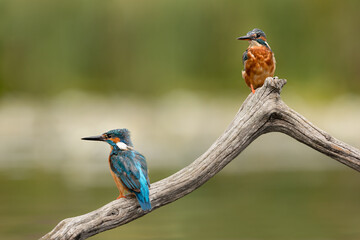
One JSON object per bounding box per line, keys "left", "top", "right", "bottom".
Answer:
{"left": 81, "top": 135, "right": 105, "bottom": 141}
{"left": 237, "top": 35, "right": 252, "bottom": 40}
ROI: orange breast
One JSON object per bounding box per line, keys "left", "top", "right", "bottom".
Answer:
{"left": 243, "top": 46, "right": 276, "bottom": 89}
{"left": 110, "top": 170, "right": 128, "bottom": 195}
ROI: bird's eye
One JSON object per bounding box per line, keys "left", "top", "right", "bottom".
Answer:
{"left": 256, "top": 33, "right": 261, "bottom": 38}
{"left": 105, "top": 134, "right": 111, "bottom": 138}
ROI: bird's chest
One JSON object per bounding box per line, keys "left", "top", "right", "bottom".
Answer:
{"left": 244, "top": 46, "right": 275, "bottom": 74}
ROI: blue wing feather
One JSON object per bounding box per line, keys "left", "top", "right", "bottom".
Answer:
{"left": 134, "top": 161, "right": 151, "bottom": 210}
{"left": 135, "top": 153, "right": 150, "bottom": 186}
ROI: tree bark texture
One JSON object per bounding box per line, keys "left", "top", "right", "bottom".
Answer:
{"left": 41, "top": 77, "right": 360, "bottom": 240}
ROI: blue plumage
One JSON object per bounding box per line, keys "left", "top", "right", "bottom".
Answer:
{"left": 82, "top": 128, "right": 151, "bottom": 211}
{"left": 109, "top": 149, "right": 152, "bottom": 211}
{"left": 134, "top": 162, "right": 151, "bottom": 210}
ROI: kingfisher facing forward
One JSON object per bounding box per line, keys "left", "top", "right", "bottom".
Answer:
{"left": 82, "top": 129, "right": 151, "bottom": 211}
{"left": 238, "top": 28, "right": 276, "bottom": 93}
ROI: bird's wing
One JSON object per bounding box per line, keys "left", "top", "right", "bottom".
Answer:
{"left": 110, "top": 150, "right": 149, "bottom": 192}
{"left": 134, "top": 151, "right": 150, "bottom": 187}
{"left": 242, "top": 49, "right": 249, "bottom": 65}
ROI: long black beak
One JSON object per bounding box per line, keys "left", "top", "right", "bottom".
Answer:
{"left": 237, "top": 35, "right": 253, "bottom": 40}
{"left": 81, "top": 135, "right": 105, "bottom": 141}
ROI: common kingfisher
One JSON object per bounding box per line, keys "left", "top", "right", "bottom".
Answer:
{"left": 82, "top": 129, "right": 152, "bottom": 211}
{"left": 238, "top": 28, "right": 276, "bottom": 93}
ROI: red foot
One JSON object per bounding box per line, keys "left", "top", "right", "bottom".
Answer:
{"left": 116, "top": 195, "right": 125, "bottom": 199}
{"left": 250, "top": 84, "right": 255, "bottom": 94}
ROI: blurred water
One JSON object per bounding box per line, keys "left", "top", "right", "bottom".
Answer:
{"left": 1, "top": 169, "right": 359, "bottom": 240}
{"left": 0, "top": 92, "right": 359, "bottom": 180}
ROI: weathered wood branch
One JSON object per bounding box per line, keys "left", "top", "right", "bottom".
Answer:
{"left": 41, "top": 77, "right": 360, "bottom": 240}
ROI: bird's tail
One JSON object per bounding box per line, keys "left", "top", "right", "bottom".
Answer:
{"left": 135, "top": 169, "right": 152, "bottom": 211}
{"left": 135, "top": 190, "right": 151, "bottom": 211}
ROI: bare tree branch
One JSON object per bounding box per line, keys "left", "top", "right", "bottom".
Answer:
{"left": 40, "top": 77, "right": 360, "bottom": 240}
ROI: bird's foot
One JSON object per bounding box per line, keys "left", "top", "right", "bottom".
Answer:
{"left": 251, "top": 84, "right": 255, "bottom": 94}
{"left": 117, "top": 193, "right": 134, "bottom": 199}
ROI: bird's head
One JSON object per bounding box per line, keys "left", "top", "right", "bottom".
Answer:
{"left": 237, "top": 28, "right": 269, "bottom": 48}
{"left": 81, "top": 128, "right": 133, "bottom": 150}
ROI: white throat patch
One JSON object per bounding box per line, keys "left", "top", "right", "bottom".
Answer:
{"left": 116, "top": 142, "right": 128, "bottom": 150}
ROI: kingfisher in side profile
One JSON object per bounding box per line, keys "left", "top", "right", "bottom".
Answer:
{"left": 238, "top": 28, "right": 276, "bottom": 93}
{"left": 82, "top": 129, "right": 151, "bottom": 211}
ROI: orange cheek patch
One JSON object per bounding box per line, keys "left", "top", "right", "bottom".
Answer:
{"left": 109, "top": 137, "right": 120, "bottom": 143}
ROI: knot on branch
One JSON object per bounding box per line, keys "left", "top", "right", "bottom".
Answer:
{"left": 107, "top": 209, "right": 120, "bottom": 217}
{"left": 263, "top": 77, "right": 287, "bottom": 93}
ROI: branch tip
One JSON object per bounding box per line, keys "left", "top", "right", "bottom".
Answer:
{"left": 264, "top": 77, "right": 287, "bottom": 92}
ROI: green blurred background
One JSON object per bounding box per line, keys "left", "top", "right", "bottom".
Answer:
{"left": 0, "top": 0, "right": 360, "bottom": 239}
